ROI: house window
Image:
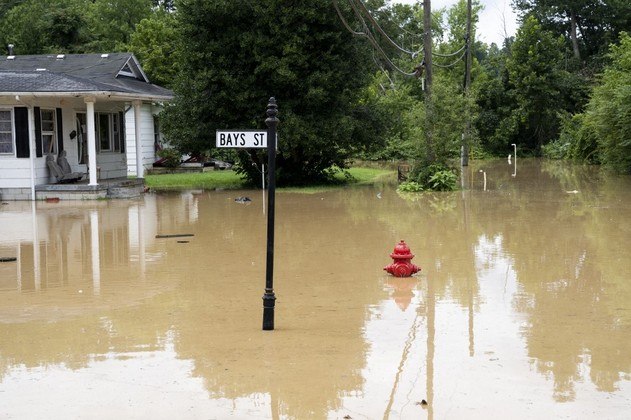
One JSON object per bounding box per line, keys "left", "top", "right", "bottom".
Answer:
{"left": 0, "top": 109, "right": 13, "bottom": 154}
{"left": 97, "top": 113, "right": 122, "bottom": 152}
{"left": 40, "top": 109, "right": 56, "bottom": 155}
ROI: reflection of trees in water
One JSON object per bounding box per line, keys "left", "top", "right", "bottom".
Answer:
{"left": 500, "top": 159, "right": 631, "bottom": 400}
{"left": 360, "top": 159, "right": 631, "bottom": 401}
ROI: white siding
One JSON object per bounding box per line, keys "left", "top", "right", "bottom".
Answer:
{"left": 125, "top": 104, "right": 157, "bottom": 176}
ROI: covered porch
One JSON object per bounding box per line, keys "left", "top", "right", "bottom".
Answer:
{"left": 0, "top": 53, "right": 173, "bottom": 201}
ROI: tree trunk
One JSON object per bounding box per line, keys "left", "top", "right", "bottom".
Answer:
{"left": 570, "top": 10, "right": 581, "bottom": 61}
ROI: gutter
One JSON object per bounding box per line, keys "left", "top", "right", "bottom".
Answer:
{"left": 1, "top": 91, "right": 173, "bottom": 102}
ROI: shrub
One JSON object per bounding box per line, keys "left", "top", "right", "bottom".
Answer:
{"left": 428, "top": 170, "right": 458, "bottom": 191}
{"left": 397, "top": 181, "right": 423, "bottom": 193}
{"left": 157, "top": 148, "right": 181, "bottom": 168}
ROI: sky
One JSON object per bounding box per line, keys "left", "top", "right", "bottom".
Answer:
{"left": 393, "top": 0, "right": 519, "bottom": 46}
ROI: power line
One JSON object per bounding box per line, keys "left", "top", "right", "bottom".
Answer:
{"left": 432, "top": 49, "right": 467, "bottom": 68}
{"left": 432, "top": 44, "right": 466, "bottom": 58}
{"left": 350, "top": 0, "right": 423, "bottom": 57}
{"left": 334, "top": 0, "right": 420, "bottom": 77}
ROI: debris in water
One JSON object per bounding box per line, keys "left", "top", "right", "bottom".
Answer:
{"left": 566, "top": 190, "right": 579, "bottom": 194}
{"left": 416, "top": 399, "right": 428, "bottom": 407}
{"left": 156, "top": 234, "right": 194, "bottom": 238}
{"left": 234, "top": 197, "right": 252, "bottom": 203}
{"left": 177, "top": 241, "right": 189, "bottom": 243}
{"left": 0, "top": 257, "right": 17, "bottom": 262}
{"left": 343, "top": 416, "right": 352, "bottom": 419}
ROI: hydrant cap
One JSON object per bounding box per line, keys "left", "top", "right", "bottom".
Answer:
{"left": 390, "top": 240, "right": 414, "bottom": 259}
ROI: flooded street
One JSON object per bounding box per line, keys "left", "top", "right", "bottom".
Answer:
{"left": 1, "top": 159, "right": 630, "bottom": 419}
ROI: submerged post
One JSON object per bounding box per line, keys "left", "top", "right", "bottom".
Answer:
{"left": 263, "top": 97, "right": 278, "bottom": 330}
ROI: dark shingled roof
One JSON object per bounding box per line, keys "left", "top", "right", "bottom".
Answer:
{"left": 0, "top": 53, "right": 173, "bottom": 100}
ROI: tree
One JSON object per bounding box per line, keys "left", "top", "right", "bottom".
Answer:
{"left": 584, "top": 32, "right": 631, "bottom": 172}
{"left": 0, "top": 0, "right": 92, "bottom": 54}
{"left": 127, "top": 8, "right": 178, "bottom": 88}
{"left": 476, "top": 16, "right": 587, "bottom": 154}
{"left": 512, "top": 0, "right": 631, "bottom": 64}
{"left": 162, "top": 0, "right": 379, "bottom": 186}
{"left": 86, "top": 0, "right": 153, "bottom": 51}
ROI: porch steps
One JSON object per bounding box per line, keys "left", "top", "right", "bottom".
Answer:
{"left": 35, "top": 178, "right": 145, "bottom": 200}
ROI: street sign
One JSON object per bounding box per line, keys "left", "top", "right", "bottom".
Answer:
{"left": 216, "top": 130, "right": 267, "bottom": 148}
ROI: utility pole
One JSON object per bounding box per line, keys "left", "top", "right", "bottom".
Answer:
{"left": 423, "top": 0, "right": 433, "bottom": 95}
{"left": 462, "top": 0, "right": 472, "bottom": 167}
{"left": 423, "top": 0, "right": 434, "bottom": 162}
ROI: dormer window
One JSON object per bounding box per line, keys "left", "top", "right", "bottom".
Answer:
{"left": 116, "top": 57, "right": 149, "bottom": 82}
{"left": 119, "top": 63, "right": 134, "bottom": 77}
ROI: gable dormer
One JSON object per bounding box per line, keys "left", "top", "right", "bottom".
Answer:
{"left": 116, "top": 55, "right": 149, "bottom": 83}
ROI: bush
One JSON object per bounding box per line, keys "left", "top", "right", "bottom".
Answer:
{"left": 157, "top": 148, "right": 181, "bottom": 168}
{"left": 547, "top": 112, "right": 599, "bottom": 162}
{"left": 428, "top": 170, "right": 458, "bottom": 191}
{"left": 410, "top": 163, "right": 458, "bottom": 191}
{"left": 397, "top": 181, "right": 423, "bottom": 193}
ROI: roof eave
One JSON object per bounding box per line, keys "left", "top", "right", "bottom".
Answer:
{"left": 0, "top": 91, "right": 173, "bottom": 102}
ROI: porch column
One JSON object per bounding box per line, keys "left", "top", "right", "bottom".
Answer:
{"left": 27, "top": 106, "right": 36, "bottom": 200}
{"left": 133, "top": 100, "right": 144, "bottom": 178}
{"left": 85, "top": 97, "right": 98, "bottom": 186}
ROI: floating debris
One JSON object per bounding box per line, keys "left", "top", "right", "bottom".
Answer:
{"left": 177, "top": 240, "right": 189, "bottom": 244}
{"left": 0, "top": 257, "right": 17, "bottom": 262}
{"left": 234, "top": 197, "right": 252, "bottom": 203}
{"left": 155, "top": 233, "right": 195, "bottom": 239}
{"left": 416, "top": 399, "right": 428, "bottom": 407}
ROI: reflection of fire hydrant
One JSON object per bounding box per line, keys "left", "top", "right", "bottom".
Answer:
{"left": 384, "top": 240, "right": 421, "bottom": 277}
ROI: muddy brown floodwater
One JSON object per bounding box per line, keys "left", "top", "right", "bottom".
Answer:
{"left": 1, "top": 159, "right": 630, "bottom": 419}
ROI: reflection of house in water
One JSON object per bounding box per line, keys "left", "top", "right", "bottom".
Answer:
{"left": 0, "top": 198, "right": 160, "bottom": 297}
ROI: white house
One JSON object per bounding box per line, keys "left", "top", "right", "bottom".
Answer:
{"left": 0, "top": 52, "right": 173, "bottom": 200}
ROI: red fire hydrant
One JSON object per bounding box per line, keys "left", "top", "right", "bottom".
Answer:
{"left": 384, "top": 240, "right": 421, "bottom": 277}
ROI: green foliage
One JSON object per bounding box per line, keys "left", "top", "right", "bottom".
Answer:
{"left": 584, "top": 32, "right": 631, "bottom": 172}
{"left": 428, "top": 169, "right": 458, "bottom": 191}
{"left": 86, "top": 0, "right": 153, "bottom": 51}
{"left": 145, "top": 170, "right": 245, "bottom": 190}
{"left": 409, "top": 162, "right": 458, "bottom": 191}
{"left": 145, "top": 166, "right": 391, "bottom": 191}
{"left": 545, "top": 112, "right": 599, "bottom": 162}
{"left": 397, "top": 181, "right": 423, "bottom": 193}
{"left": 127, "top": 8, "right": 178, "bottom": 87}
{"left": 156, "top": 148, "right": 181, "bottom": 168}
{"left": 513, "top": 0, "right": 631, "bottom": 65}
{"left": 0, "top": 0, "right": 91, "bottom": 54}
{"left": 0, "top": 0, "right": 158, "bottom": 54}
{"left": 475, "top": 16, "right": 589, "bottom": 155}
{"left": 357, "top": 74, "right": 419, "bottom": 161}
{"left": 162, "top": 0, "right": 378, "bottom": 186}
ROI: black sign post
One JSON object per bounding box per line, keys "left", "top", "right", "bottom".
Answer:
{"left": 262, "top": 97, "right": 278, "bottom": 330}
